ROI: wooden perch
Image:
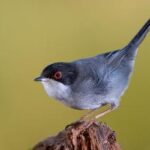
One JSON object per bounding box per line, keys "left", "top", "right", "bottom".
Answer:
{"left": 33, "top": 120, "right": 121, "bottom": 150}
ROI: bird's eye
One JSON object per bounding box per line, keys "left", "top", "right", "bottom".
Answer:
{"left": 54, "top": 71, "right": 62, "bottom": 80}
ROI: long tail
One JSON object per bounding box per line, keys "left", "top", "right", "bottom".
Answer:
{"left": 124, "top": 19, "right": 150, "bottom": 57}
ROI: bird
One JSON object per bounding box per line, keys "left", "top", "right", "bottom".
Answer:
{"left": 34, "top": 19, "right": 150, "bottom": 119}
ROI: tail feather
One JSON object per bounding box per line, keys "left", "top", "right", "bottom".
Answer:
{"left": 106, "top": 19, "right": 150, "bottom": 69}
{"left": 123, "top": 19, "right": 150, "bottom": 59}
{"left": 126, "top": 19, "right": 150, "bottom": 49}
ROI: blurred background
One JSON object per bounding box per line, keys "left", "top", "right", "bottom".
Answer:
{"left": 0, "top": 0, "right": 150, "bottom": 149}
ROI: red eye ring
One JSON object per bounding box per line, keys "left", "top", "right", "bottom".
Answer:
{"left": 54, "top": 71, "right": 62, "bottom": 80}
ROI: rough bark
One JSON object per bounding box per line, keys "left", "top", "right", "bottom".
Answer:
{"left": 33, "top": 120, "right": 121, "bottom": 150}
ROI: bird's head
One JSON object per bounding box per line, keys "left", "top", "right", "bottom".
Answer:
{"left": 34, "top": 62, "right": 78, "bottom": 99}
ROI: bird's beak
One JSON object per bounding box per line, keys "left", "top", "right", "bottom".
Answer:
{"left": 34, "top": 76, "right": 45, "bottom": 82}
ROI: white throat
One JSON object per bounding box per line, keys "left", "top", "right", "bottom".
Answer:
{"left": 41, "top": 79, "right": 71, "bottom": 101}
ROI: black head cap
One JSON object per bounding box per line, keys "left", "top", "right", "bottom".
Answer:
{"left": 39, "top": 62, "right": 78, "bottom": 85}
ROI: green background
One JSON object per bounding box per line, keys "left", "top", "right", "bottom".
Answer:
{"left": 0, "top": 0, "right": 150, "bottom": 149}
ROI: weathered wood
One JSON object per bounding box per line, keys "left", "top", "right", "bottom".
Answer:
{"left": 33, "top": 120, "right": 121, "bottom": 150}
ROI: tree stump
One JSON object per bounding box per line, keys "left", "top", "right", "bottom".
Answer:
{"left": 33, "top": 120, "right": 121, "bottom": 150}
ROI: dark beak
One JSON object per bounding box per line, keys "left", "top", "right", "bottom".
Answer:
{"left": 34, "top": 76, "right": 44, "bottom": 82}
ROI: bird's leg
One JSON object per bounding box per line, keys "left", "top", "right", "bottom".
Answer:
{"left": 80, "top": 103, "right": 108, "bottom": 120}
{"left": 95, "top": 104, "right": 117, "bottom": 119}
{"left": 80, "top": 109, "right": 96, "bottom": 120}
